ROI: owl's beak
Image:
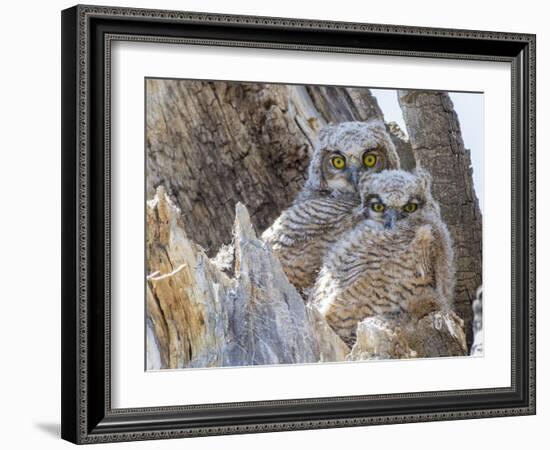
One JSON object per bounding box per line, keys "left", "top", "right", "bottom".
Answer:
{"left": 350, "top": 166, "right": 360, "bottom": 188}
{"left": 383, "top": 208, "right": 398, "bottom": 229}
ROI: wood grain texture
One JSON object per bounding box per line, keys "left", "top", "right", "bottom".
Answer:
{"left": 348, "top": 311, "right": 467, "bottom": 361}
{"left": 146, "top": 187, "right": 350, "bottom": 369}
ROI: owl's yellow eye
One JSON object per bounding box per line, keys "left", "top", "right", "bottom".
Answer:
{"left": 363, "top": 152, "right": 378, "bottom": 168}
{"left": 331, "top": 155, "right": 346, "bottom": 170}
{"left": 371, "top": 202, "right": 385, "bottom": 213}
{"left": 403, "top": 202, "right": 418, "bottom": 213}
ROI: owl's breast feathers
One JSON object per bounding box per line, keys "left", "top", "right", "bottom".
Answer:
{"left": 261, "top": 196, "right": 359, "bottom": 291}
{"left": 314, "top": 223, "right": 438, "bottom": 345}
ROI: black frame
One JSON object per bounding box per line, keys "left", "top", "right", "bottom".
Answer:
{"left": 61, "top": 4, "right": 536, "bottom": 444}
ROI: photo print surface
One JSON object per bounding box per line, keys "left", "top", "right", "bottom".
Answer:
{"left": 145, "top": 79, "right": 483, "bottom": 370}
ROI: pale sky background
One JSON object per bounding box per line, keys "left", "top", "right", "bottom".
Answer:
{"left": 371, "top": 89, "right": 484, "bottom": 213}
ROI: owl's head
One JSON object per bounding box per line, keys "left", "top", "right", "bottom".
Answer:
{"left": 357, "top": 168, "right": 439, "bottom": 230}
{"left": 303, "top": 121, "right": 400, "bottom": 199}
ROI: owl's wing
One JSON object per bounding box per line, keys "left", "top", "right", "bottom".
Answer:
{"left": 262, "top": 197, "right": 357, "bottom": 248}
{"left": 426, "top": 220, "right": 455, "bottom": 312}
{"left": 261, "top": 211, "right": 320, "bottom": 248}
{"left": 411, "top": 224, "right": 435, "bottom": 280}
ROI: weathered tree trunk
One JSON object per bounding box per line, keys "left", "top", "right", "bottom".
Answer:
{"left": 146, "top": 187, "right": 350, "bottom": 369}
{"left": 348, "top": 311, "right": 466, "bottom": 361}
{"left": 397, "top": 91, "right": 483, "bottom": 347}
{"left": 146, "top": 80, "right": 311, "bottom": 256}
{"left": 146, "top": 79, "right": 412, "bottom": 256}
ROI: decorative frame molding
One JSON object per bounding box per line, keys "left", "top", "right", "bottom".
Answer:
{"left": 61, "top": 4, "right": 536, "bottom": 444}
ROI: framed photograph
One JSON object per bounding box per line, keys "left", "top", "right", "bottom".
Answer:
{"left": 61, "top": 4, "right": 536, "bottom": 444}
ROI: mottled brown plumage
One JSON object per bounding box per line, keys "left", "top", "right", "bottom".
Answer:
{"left": 313, "top": 169, "right": 455, "bottom": 346}
{"left": 262, "top": 121, "right": 400, "bottom": 292}
{"left": 262, "top": 196, "right": 359, "bottom": 291}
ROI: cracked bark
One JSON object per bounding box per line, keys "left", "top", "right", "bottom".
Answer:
{"left": 348, "top": 311, "right": 467, "bottom": 361}
{"left": 146, "top": 188, "right": 350, "bottom": 369}
{"left": 397, "top": 91, "right": 483, "bottom": 347}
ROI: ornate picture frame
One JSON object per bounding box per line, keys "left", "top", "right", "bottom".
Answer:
{"left": 61, "top": 4, "right": 536, "bottom": 444}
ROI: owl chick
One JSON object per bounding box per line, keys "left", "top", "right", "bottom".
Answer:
{"left": 262, "top": 121, "right": 400, "bottom": 293}
{"left": 313, "top": 169, "right": 455, "bottom": 346}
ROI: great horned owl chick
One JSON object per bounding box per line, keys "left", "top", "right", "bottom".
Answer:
{"left": 313, "top": 169, "right": 455, "bottom": 346}
{"left": 262, "top": 121, "right": 400, "bottom": 292}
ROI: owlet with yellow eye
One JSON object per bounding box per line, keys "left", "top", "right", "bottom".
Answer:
{"left": 313, "top": 169, "right": 455, "bottom": 347}
{"left": 262, "top": 120, "right": 400, "bottom": 294}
